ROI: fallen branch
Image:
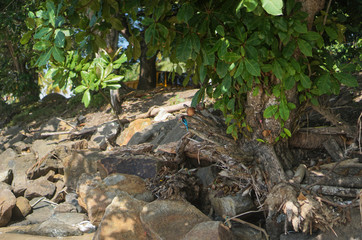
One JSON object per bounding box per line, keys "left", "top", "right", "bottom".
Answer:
{"left": 224, "top": 215, "right": 269, "bottom": 240}
{"left": 302, "top": 184, "right": 361, "bottom": 198}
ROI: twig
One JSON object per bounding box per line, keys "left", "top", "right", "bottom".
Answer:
{"left": 305, "top": 160, "right": 344, "bottom": 189}
{"left": 358, "top": 113, "right": 362, "bottom": 153}
{"left": 224, "top": 215, "right": 269, "bottom": 240}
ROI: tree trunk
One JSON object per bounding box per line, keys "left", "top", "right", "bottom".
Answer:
{"left": 137, "top": 39, "right": 157, "bottom": 90}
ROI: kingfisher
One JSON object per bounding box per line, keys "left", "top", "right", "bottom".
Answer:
{"left": 181, "top": 116, "right": 188, "bottom": 131}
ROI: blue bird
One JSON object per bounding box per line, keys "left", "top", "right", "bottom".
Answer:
{"left": 181, "top": 116, "right": 188, "bottom": 131}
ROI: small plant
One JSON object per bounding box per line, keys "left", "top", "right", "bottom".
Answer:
{"left": 74, "top": 47, "right": 126, "bottom": 108}
{"left": 169, "top": 95, "right": 185, "bottom": 105}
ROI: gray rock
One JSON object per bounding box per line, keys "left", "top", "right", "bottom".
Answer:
{"left": 52, "top": 212, "right": 88, "bottom": 226}
{"left": 0, "top": 148, "right": 17, "bottom": 169}
{"left": 196, "top": 166, "right": 218, "bottom": 187}
{"left": 0, "top": 189, "right": 17, "bottom": 227}
{"left": 127, "top": 118, "right": 186, "bottom": 146}
{"left": 8, "top": 133, "right": 26, "bottom": 146}
{"left": 182, "top": 221, "right": 233, "bottom": 240}
{"left": 54, "top": 202, "right": 77, "bottom": 213}
{"left": 0, "top": 182, "right": 12, "bottom": 192}
{"left": 89, "top": 120, "right": 119, "bottom": 150}
{"left": 9, "top": 154, "right": 37, "bottom": 196}
{"left": 23, "top": 217, "right": 83, "bottom": 237}
{"left": 24, "top": 177, "right": 56, "bottom": 200}
{"left": 140, "top": 200, "right": 210, "bottom": 240}
{"left": 209, "top": 190, "right": 255, "bottom": 217}
{"left": 231, "top": 224, "right": 265, "bottom": 240}
{"left": 4, "top": 125, "right": 22, "bottom": 136}
{"left": 0, "top": 169, "right": 13, "bottom": 184}
{"left": 30, "top": 139, "right": 58, "bottom": 160}
{"left": 11, "top": 141, "right": 29, "bottom": 154}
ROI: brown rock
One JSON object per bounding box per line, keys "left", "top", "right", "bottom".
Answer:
{"left": 24, "top": 176, "right": 56, "bottom": 200}
{"left": 77, "top": 173, "right": 152, "bottom": 226}
{"left": 0, "top": 189, "right": 16, "bottom": 226}
{"left": 140, "top": 200, "right": 210, "bottom": 240}
{"left": 182, "top": 221, "right": 233, "bottom": 240}
{"left": 94, "top": 192, "right": 151, "bottom": 240}
{"left": 116, "top": 118, "right": 152, "bottom": 146}
{"left": 12, "top": 196, "right": 32, "bottom": 219}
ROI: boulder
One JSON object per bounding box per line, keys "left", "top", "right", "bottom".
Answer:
{"left": 11, "top": 141, "right": 29, "bottom": 154}
{"left": 89, "top": 120, "right": 119, "bottom": 150}
{"left": 94, "top": 192, "right": 149, "bottom": 240}
{"left": 12, "top": 196, "right": 32, "bottom": 219}
{"left": 0, "top": 169, "right": 13, "bottom": 184}
{"left": 117, "top": 118, "right": 152, "bottom": 146}
{"left": 24, "top": 176, "right": 56, "bottom": 200}
{"left": 30, "top": 139, "right": 58, "bottom": 160}
{"left": 54, "top": 202, "right": 77, "bottom": 213}
{"left": 140, "top": 200, "right": 210, "bottom": 240}
{"left": 127, "top": 118, "right": 186, "bottom": 147}
{"left": 0, "top": 182, "right": 12, "bottom": 192}
{"left": 209, "top": 190, "right": 255, "bottom": 217}
{"left": 0, "top": 189, "right": 17, "bottom": 227}
{"left": 10, "top": 154, "right": 37, "bottom": 196}
{"left": 63, "top": 151, "right": 99, "bottom": 192}
{"left": 98, "top": 154, "right": 160, "bottom": 179}
{"left": 182, "top": 221, "right": 233, "bottom": 240}
{"left": 231, "top": 225, "right": 267, "bottom": 240}
{"left": 77, "top": 173, "right": 153, "bottom": 225}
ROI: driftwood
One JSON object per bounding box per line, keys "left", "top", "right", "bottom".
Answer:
{"left": 40, "top": 126, "right": 97, "bottom": 139}
{"left": 306, "top": 170, "right": 362, "bottom": 188}
{"left": 323, "top": 138, "right": 344, "bottom": 161}
{"left": 302, "top": 184, "right": 361, "bottom": 198}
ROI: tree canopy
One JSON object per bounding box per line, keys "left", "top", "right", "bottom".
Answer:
{"left": 4, "top": 0, "right": 361, "bottom": 141}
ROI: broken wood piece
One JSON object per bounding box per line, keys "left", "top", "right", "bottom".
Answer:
{"left": 306, "top": 171, "right": 362, "bottom": 188}
{"left": 301, "top": 184, "right": 361, "bottom": 198}
{"left": 175, "top": 132, "right": 193, "bottom": 164}
{"left": 318, "top": 158, "right": 360, "bottom": 170}
{"left": 41, "top": 126, "right": 97, "bottom": 138}
{"left": 289, "top": 164, "right": 307, "bottom": 184}
{"left": 323, "top": 138, "right": 344, "bottom": 161}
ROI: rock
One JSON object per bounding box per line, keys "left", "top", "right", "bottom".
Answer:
{"left": 51, "top": 180, "right": 66, "bottom": 203}
{"left": 0, "top": 189, "right": 17, "bottom": 227}
{"left": 65, "top": 192, "right": 82, "bottom": 212}
{"left": 30, "top": 139, "right": 58, "bottom": 160}
{"left": 24, "top": 176, "right": 56, "bottom": 200}
{"left": 15, "top": 197, "right": 54, "bottom": 225}
{"left": 0, "top": 169, "right": 13, "bottom": 184}
{"left": 4, "top": 125, "right": 22, "bottom": 137}
{"left": 63, "top": 151, "right": 99, "bottom": 192}
{"left": 0, "top": 148, "right": 17, "bottom": 168}
{"left": 98, "top": 154, "right": 160, "bottom": 179}
{"left": 231, "top": 224, "right": 265, "bottom": 240}
{"left": 54, "top": 202, "right": 77, "bottom": 213}
{"left": 11, "top": 141, "right": 29, "bottom": 154}
{"left": 140, "top": 200, "right": 210, "bottom": 240}
{"left": 25, "top": 216, "right": 83, "bottom": 237}
{"left": 39, "top": 117, "right": 61, "bottom": 135}
{"left": 89, "top": 120, "right": 119, "bottom": 150}
{"left": 209, "top": 190, "right": 255, "bottom": 217}
{"left": 94, "top": 192, "right": 149, "bottom": 240}
{"left": 0, "top": 182, "right": 12, "bottom": 192}
{"left": 117, "top": 118, "right": 152, "bottom": 146}
{"left": 196, "top": 166, "right": 218, "bottom": 187}
{"left": 12, "top": 196, "right": 32, "bottom": 219}
{"left": 77, "top": 173, "right": 153, "bottom": 225}
{"left": 127, "top": 118, "right": 186, "bottom": 147}
{"left": 8, "top": 132, "right": 26, "bottom": 146}
{"left": 10, "top": 154, "right": 37, "bottom": 196}
{"left": 182, "top": 221, "right": 233, "bottom": 240}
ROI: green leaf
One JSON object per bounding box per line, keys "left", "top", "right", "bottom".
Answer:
{"left": 110, "top": 18, "right": 124, "bottom": 31}
{"left": 244, "top": 58, "right": 261, "bottom": 76}
{"left": 316, "top": 74, "right": 331, "bottom": 94}
{"left": 82, "top": 89, "right": 91, "bottom": 107}
{"left": 106, "top": 84, "right": 121, "bottom": 89}
{"left": 334, "top": 73, "right": 358, "bottom": 87}
{"left": 25, "top": 17, "right": 35, "bottom": 29}
{"left": 157, "top": 23, "right": 169, "bottom": 39}
{"left": 272, "top": 60, "right": 283, "bottom": 79}
{"left": 33, "top": 40, "right": 51, "bottom": 51}
{"left": 293, "top": 21, "right": 307, "bottom": 33}
{"left": 34, "top": 27, "right": 52, "bottom": 39}
{"left": 325, "top": 26, "right": 338, "bottom": 40}
{"left": 299, "top": 73, "right": 311, "bottom": 89}
{"left": 283, "top": 128, "right": 291, "bottom": 137}
{"left": 216, "top": 25, "right": 225, "bottom": 37}
{"left": 279, "top": 101, "right": 290, "bottom": 120}
{"left": 297, "top": 39, "right": 313, "bottom": 57}
{"left": 74, "top": 85, "right": 87, "bottom": 93}
{"left": 191, "top": 89, "right": 203, "bottom": 108}
{"left": 104, "top": 75, "right": 123, "bottom": 83}
{"left": 199, "top": 65, "right": 206, "bottom": 83}
{"left": 224, "top": 52, "right": 241, "bottom": 63}
{"left": 282, "top": 40, "right": 296, "bottom": 58}
{"left": 234, "top": 61, "right": 244, "bottom": 78}
{"left": 20, "top": 31, "right": 33, "bottom": 44}
{"left": 245, "top": 45, "right": 258, "bottom": 60}
{"left": 286, "top": 0, "right": 295, "bottom": 15}
{"left": 46, "top": 0, "right": 56, "bottom": 27}
{"left": 221, "top": 75, "right": 232, "bottom": 93}
{"left": 216, "top": 60, "right": 229, "bottom": 78}
{"left": 142, "top": 17, "right": 154, "bottom": 26}
{"left": 37, "top": 48, "right": 52, "bottom": 66}
{"left": 301, "top": 31, "right": 321, "bottom": 41}
{"left": 177, "top": 35, "right": 192, "bottom": 61}
{"left": 243, "top": 0, "right": 258, "bottom": 12}
{"left": 54, "top": 30, "right": 65, "bottom": 48}
{"left": 51, "top": 46, "right": 64, "bottom": 63}
{"left": 190, "top": 33, "right": 200, "bottom": 53}
{"left": 263, "top": 105, "right": 278, "bottom": 118}
{"left": 177, "top": 3, "right": 194, "bottom": 23}
{"left": 261, "top": 0, "right": 283, "bottom": 16}
{"left": 284, "top": 76, "right": 295, "bottom": 90}
{"left": 227, "top": 98, "right": 235, "bottom": 112}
